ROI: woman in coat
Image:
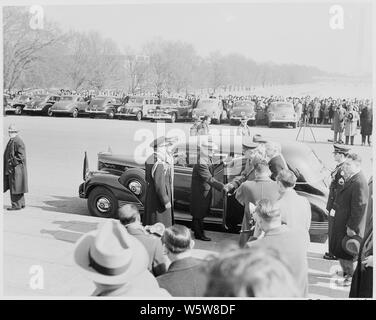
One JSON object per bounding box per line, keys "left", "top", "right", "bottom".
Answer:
{"left": 360, "top": 104, "right": 372, "bottom": 146}
{"left": 344, "top": 105, "right": 359, "bottom": 145}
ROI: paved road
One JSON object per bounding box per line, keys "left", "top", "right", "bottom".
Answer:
{"left": 3, "top": 115, "right": 372, "bottom": 297}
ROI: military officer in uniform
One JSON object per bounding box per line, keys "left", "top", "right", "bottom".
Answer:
{"left": 190, "top": 140, "right": 226, "bottom": 241}
{"left": 236, "top": 116, "right": 252, "bottom": 137}
{"left": 144, "top": 136, "right": 176, "bottom": 228}
{"left": 323, "top": 144, "right": 350, "bottom": 260}
{"left": 226, "top": 137, "right": 259, "bottom": 191}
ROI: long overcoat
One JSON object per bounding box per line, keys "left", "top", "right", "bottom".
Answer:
{"left": 360, "top": 107, "right": 372, "bottom": 136}
{"left": 3, "top": 135, "right": 28, "bottom": 194}
{"left": 190, "top": 158, "right": 224, "bottom": 219}
{"left": 330, "top": 171, "right": 369, "bottom": 260}
{"left": 143, "top": 153, "right": 174, "bottom": 227}
{"left": 332, "top": 108, "right": 346, "bottom": 132}
{"left": 344, "top": 111, "right": 359, "bottom": 137}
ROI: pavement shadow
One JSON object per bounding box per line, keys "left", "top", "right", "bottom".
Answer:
{"left": 31, "top": 195, "right": 88, "bottom": 216}
{"left": 40, "top": 220, "right": 99, "bottom": 244}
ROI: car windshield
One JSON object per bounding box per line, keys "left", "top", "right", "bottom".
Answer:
{"left": 18, "top": 96, "right": 30, "bottom": 101}
{"left": 128, "top": 97, "right": 144, "bottom": 104}
{"left": 196, "top": 100, "right": 218, "bottom": 109}
{"left": 33, "top": 95, "right": 48, "bottom": 101}
{"left": 269, "top": 103, "right": 293, "bottom": 112}
{"left": 233, "top": 102, "right": 255, "bottom": 110}
{"left": 61, "top": 96, "right": 74, "bottom": 101}
{"left": 90, "top": 98, "right": 106, "bottom": 105}
{"left": 161, "top": 98, "right": 177, "bottom": 105}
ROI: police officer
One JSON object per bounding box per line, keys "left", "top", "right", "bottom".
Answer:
{"left": 236, "top": 116, "right": 251, "bottom": 137}
{"left": 323, "top": 144, "right": 350, "bottom": 260}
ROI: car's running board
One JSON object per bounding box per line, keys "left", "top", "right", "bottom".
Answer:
{"left": 173, "top": 209, "right": 223, "bottom": 225}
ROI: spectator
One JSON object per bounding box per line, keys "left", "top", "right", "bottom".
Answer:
{"left": 332, "top": 104, "right": 346, "bottom": 144}
{"left": 246, "top": 199, "right": 309, "bottom": 297}
{"left": 204, "top": 244, "right": 300, "bottom": 297}
{"left": 331, "top": 154, "right": 369, "bottom": 287}
{"left": 235, "top": 160, "right": 280, "bottom": 246}
{"left": 275, "top": 170, "right": 311, "bottom": 236}
{"left": 236, "top": 116, "right": 251, "bottom": 136}
{"left": 344, "top": 105, "right": 359, "bottom": 145}
{"left": 190, "top": 114, "right": 201, "bottom": 136}
{"left": 196, "top": 115, "right": 211, "bottom": 135}
{"left": 118, "top": 204, "right": 167, "bottom": 277}
{"left": 360, "top": 104, "right": 372, "bottom": 146}
{"left": 349, "top": 177, "right": 373, "bottom": 298}
{"left": 74, "top": 220, "right": 170, "bottom": 297}
{"left": 157, "top": 225, "right": 208, "bottom": 296}
{"left": 265, "top": 141, "right": 287, "bottom": 180}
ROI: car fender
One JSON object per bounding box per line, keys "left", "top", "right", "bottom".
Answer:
{"left": 295, "top": 190, "right": 328, "bottom": 220}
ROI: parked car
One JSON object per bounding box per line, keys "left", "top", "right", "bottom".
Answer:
{"left": 266, "top": 102, "right": 298, "bottom": 128}
{"left": 79, "top": 135, "right": 330, "bottom": 242}
{"left": 5, "top": 95, "right": 32, "bottom": 115}
{"left": 23, "top": 94, "right": 61, "bottom": 116}
{"left": 116, "top": 96, "right": 160, "bottom": 121}
{"left": 148, "top": 98, "right": 193, "bottom": 123}
{"left": 50, "top": 95, "right": 89, "bottom": 118}
{"left": 86, "top": 96, "right": 122, "bottom": 119}
{"left": 229, "top": 100, "right": 256, "bottom": 126}
{"left": 191, "top": 98, "right": 227, "bottom": 124}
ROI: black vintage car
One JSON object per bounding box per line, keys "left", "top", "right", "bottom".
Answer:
{"left": 5, "top": 95, "right": 32, "bottom": 115}
{"left": 23, "top": 94, "right": 61, "bottom": 116}
{"left": 86, "top": 96, "right": 123, "bottom": 119}
{"left": 148, "top": 98, "right": 193, "bottom": 123}
{"left": 229, "top": 100, "right": 257, "bottom": 126}
{"left": 79, "top": 135, "right": 330, "bottom": 242}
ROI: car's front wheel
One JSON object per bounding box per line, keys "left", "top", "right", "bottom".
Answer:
{"left": 107, "top": 110, "right": 114, "bottom": 119}
{"left": 119, "top": 168, "right": 147, "bottom": 205}
{"left": 15, "top": 106, "right": 22, "bottom": 115}
{"left": 72, "top": 108, "right": 78, "bottom": 118}
{"left": 47, "top": 106, "right": 53, "bottom": 117}
{"left": 136, "top": 111, "right": 142, "bottom": 121}
{"left": 170, "top": 113, "right": 177, "bottom": 123}
{"left": 88, "top": 186, "right": 118, "bottom": 219}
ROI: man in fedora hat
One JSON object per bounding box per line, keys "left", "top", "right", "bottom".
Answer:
{"left": 324, "top": 144, "right": 350, "bottom": 260}
{"left": 190, "top": 139, "right": 225, "bottom": 241}
{"left": 330, "top": 153, "right": 369, "bottom": 287}
{"left": 4, "top": 124, "right": 28, "bottom": 210}
{"left": 236, "top": 116, "right": 251, "bottom": 137}
{"left": 74, "top": 219, "right": 170, "bottom": 297}
{"left": 144, "top": 136, "right": 177, "bottom": 228}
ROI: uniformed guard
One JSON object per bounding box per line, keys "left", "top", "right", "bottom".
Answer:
{"left": 226, "top": 137, "right": 259, "bottom": 190}
{"left": 144, "top": 136, "right": 176, "bottom": 228}
{"left": 323, "top": 144, "right": 350, "bottom": 260}
{"left": 236, "top": 116, "right": 251, "bottom": 137}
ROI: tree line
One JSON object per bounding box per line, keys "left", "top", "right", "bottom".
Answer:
{"left": 4, "top": 7, "right": 326, "bottom": 94}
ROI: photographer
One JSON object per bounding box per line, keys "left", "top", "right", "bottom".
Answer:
{"left": 344, "top": 105, "right": 359, "bottom": 145}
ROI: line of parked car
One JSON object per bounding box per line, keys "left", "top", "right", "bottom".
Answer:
{"left": 3, "top": 93, "right": 299, "bottom": 127}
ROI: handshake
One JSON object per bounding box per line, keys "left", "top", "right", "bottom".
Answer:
{"left": 223, "top": 183, "right": 235, "bottom": 193}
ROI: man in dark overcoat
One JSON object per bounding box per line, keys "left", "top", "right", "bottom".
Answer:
{"left": 143, "top": 136, "right": 176, "bottom": 227}
{"left": 330, "top": 153, "right": 369, "bottom": 286}
{"left": 332, "top": 104, "right": 346, "bottom": 144}
{"left": 360, "top": 104, "right": 372, "bottom": 146}
{"left": 4, "top": 124, "right": 28, "bottom": 210}
{"left": 190, "top": 140, "right": 225, "bottom": 241}
{"left": 323, "top": 144, "right": 350, "bottom": 260}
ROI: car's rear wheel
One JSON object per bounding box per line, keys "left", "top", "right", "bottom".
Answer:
{"left": 15, "top": 106, "right": 22, "bottom": 115}
{"left": 72, "top": 108, "right": 78, "bottom": 118}
{"left": 119, "top": 168, "right": 147, "bottom": 205}
{"left": 47, "top": 107, "right": 53, "bottom": 117}
{"left": 88, "top": 186, "right": 118, "bottom": 219}
{"left": 136, "top": 112, "right": 142, "bottom": 121}
{"left": 107, "top": 110, "right": 114, "bottom": 119}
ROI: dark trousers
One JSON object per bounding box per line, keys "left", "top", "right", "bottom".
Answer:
{"left": 192, "top": 218, "right": 206, "bottom": 237}
{"left": 328, "top": 215, "right": 334, "bottom": 254}
{"left": 345, "top": 136, "right": 355, "bottom": 145}
{"left": 8, "top": 176, "right": 25, "bottom": 208}
{"left": 361, "top": 135, "right": 371, "bottom": 145}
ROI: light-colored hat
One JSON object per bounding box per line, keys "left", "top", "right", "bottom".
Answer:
{"left": 8, "top": 124, "right": 19, "bottom": 133}
{"left": 74, "top": 220, "right": 149, "bottom": 285}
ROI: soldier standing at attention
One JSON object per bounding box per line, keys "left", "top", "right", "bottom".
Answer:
{"left": 323, "top": 144, "right": 350, "bottom": 260}
{"left": 236, "top": 116, "right": 251, "bottom": 137}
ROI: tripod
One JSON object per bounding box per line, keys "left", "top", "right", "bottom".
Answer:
{"left": 296, "top": 115, "right": 317, "bottom": 142}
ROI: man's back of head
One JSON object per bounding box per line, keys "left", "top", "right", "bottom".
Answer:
{"left": 118, "top": 204, "right": 140, "bottom": 226}
{"left": 162, "top": 224, "right": 193, "bottom": 256}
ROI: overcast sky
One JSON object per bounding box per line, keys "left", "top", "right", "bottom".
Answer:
{"left": 23, "top": 2, "right": 374, "bottom": 76}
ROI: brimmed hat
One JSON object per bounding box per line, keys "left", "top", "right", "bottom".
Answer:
{"left": 333, "top": 144, "right": 350, "bottom": 155}
{"left": 150, "top": 136, "right": 178, "bottom": 148}
{"left": 253, "top": 134, "right": 268, "bottom": 144}
{"left": 242, "top": 137, "right": 258, "bottom": 149}
{"left": 341, "top": 235, "right": 362, "bottom": 257}
{"left": 8, "top": 124, "right": 19, "bottom": 133}
{"left": 74, "top": 220, "right": 149, "bottom": 285}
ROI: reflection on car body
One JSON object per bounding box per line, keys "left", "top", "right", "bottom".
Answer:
{"left": 79, "top": 135, "right": 330, "bottom": 242}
